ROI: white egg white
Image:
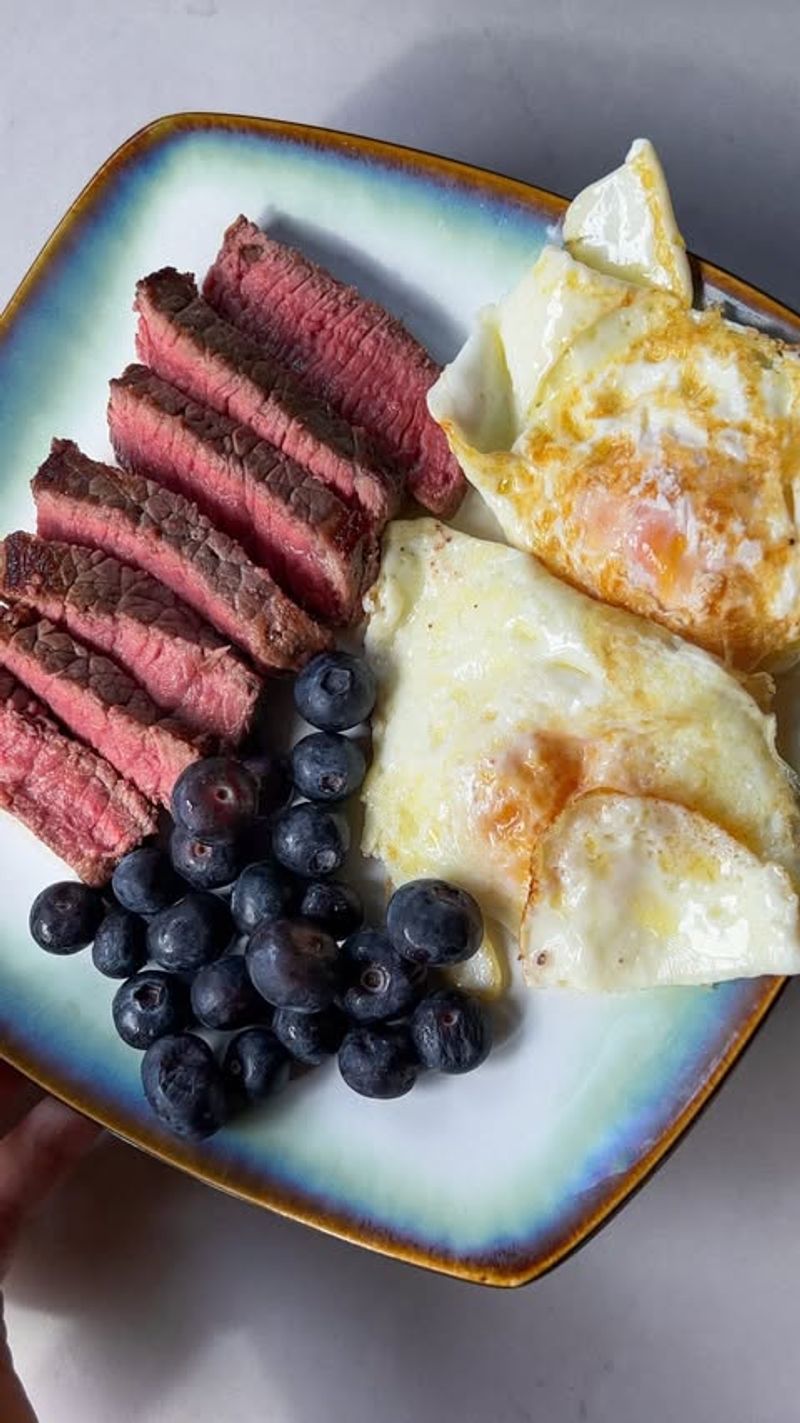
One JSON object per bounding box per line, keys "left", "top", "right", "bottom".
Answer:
{"left": 524, "top": 792, "right": 800, "bottom": 989}
{"left": 563, "top": 137, "right": 693, "bottom": 303}
{"left": 362, "top": 521, "right": 800, "bottom": 989}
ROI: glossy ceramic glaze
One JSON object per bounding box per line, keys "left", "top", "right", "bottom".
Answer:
{"left": 0, "top": 114, "right": 796, "bottom": 1286}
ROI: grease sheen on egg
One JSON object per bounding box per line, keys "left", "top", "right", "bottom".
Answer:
{"left": 361, "top": 520, "right": 800, "bottom": 990}
{"left": 428, "top": 138, "right": 800, "bottom": 671}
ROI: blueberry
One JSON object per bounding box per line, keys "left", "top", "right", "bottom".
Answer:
{"left": 170, "top": 826, "right": 241, "bottom": 891}
{"left": 29, "top": 881, "right": 104, "bottom": 954}
{"left": 410, "top": 989, "right": 492, "bottom": 1074}
{"left": 243, "top": 752, "right": 293, "bottom": 818}
{"left": 147, "top": 892, "right": 233, "bottom": 972}
{"left": 141, "top": 1033, "right": 229, "bottom": 1138}
{"left": 291, "top": 732, "right": 366, "bottom": 803}
{"left": 294, "top": 651, "right": 376, "bottom": 731}
{"left": 231, "top": 860, "right": 297, "bottom": 935}
{"left": 171, "top": 757, "right": 257, "bottom": 843}
{"left": 409, "top": 996, "right": 492, "bottom": 1070}
{"left": 112, "top": 847, "right": 182, "bottom": 916}
{"left": 223, "top": 1028, "right": 290, "bottom": 1104}
{"left": 298, "top": 879, "right": 363, "bottom": 939}
{"left": 338, "top": 1024, "right": 418, "bottom": 1099}
{"left": 112, "top": 971, "right": 190, "bottom": 1049}
{"left": 272, "top": 803, "right": 349, "bottom": 878}
{"left": 91, "top": 909, "right": 147, "bottom": 978}
{"left": 246, "top": 919, "right": 341, "bottom": 1012}
{"left": 386, "top": 879, "right": 483, "bottom": 967}
{"left": 340, "top": 929, "right": 425, "bottom": 1024}
{"left": 272, "top": 1005, "right": 347, "bottom": 1065}
{"left": 190, "top": 955, "right": 267, "bottom": 1030}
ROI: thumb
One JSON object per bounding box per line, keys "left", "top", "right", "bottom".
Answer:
{"left": 0, "top": 1096, "right": 101, "bottom": 1272}
{"left": 0, "top": 1096, "right": 101, "bottom": 1423}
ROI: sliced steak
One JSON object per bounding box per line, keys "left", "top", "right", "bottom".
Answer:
{"left": 203, "top": 216, "right": 465, "bottom": 518}
{"left": 32, "top": 440, "right": 332, "bottom": 674}
{"left": 0, "top": 669, "right": 155, "bottom": 885}
{"left": 0, "top": 531, "right": 261, "bottom": 745}
{"left": 135, "top": 268, "right": 403, "bottom": 531}
{"left": 108, "top": 363, "right": 372, "bottom": 625}
{"left": 0, "top": 606, "right": 206, "bottom": 808}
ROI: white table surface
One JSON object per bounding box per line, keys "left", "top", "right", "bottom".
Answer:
{"left": 3, "top": 2, "right": 800, "bottom": 1419}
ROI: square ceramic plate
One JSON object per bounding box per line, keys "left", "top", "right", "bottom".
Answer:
{"left": 1, "top": 113, "right": 798, "bottom": 1287}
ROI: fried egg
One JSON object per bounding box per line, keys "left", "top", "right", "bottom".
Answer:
{"left": 428, "top": 139, "right": 800, "bottom": 671}
{"left": 562, "top": 138, "right": 693, "bottom": 303}
{"left": 361, "top": 520, "right": 800, "bottom": 988}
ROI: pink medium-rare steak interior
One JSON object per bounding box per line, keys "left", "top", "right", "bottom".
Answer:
{"left": 0, "top": 531, "right": 262, "bottom": 744}
{"left": 0, "top": 668, "right": 156, "bottom": 885}
{"left": 203, "top": 216, "right": 466, "bottom": 518}
{"left": 32, "top": 440, "right": 333, "bottom": 674}
{"left": 0, "top": 607, "right": 206, "bottom": 808}
{"left": 135, "top": 268, "right": 404, "bottom": 531}
{"left": 107, "top": 363, "right": 373, "bottom": 625}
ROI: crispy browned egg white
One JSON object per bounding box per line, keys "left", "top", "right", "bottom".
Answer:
{"left": 361, "top": 521, "right": 800, "bottom": 989}
{"left": 428, "top": 139, "right": 800, "bottom": 671}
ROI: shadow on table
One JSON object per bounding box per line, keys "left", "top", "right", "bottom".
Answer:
{"left": 329, "top": 24, "right": 800, "bottom": 315}
{"left": 7, "top": 978, "right": 800, "bottom": 1422}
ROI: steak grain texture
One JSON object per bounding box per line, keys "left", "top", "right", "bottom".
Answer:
{"left": 0, "top": 669, "right": 155, "bottom": 885}
{"left": 108, "top": 363, "right": 373, "bottom": 625}
{"left": 203, "top": 216, "right": 465, "bottom": 517}
{"left": 135, "top": 267, "right": 403, "bottom": 531}
{"left": 0, "top": 606, "right": 206, "bottom": 808}
{"left": 0, "top": 531, "right": 262, "bottom": 744}
{"left": 32, "top": 440, "right": 332, "bottom": 673}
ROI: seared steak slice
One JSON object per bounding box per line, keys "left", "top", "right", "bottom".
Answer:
{"left": 0, "top": 531, "right": 261, "bottom": 744}
{"left": 203, "top": 216, "right": 465, "bottom": 518}
{"left": 0, "top": 669, "right": 155, "bottom": 885}
{"left": 108, "top": 363, "right": 372, "bottom": 625}
{"left": 135, "top": 268, "right": 403, "bottom": 530}
{"left": 32, "top": 440, "right": 332, "bottom": 674}
{"left": 0, "top": 606, "right": 206, "bottom": 808}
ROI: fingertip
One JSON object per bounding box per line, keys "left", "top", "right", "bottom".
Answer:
{"left": 0, "top": 1097, "right": 103, "bottom": 1228}
{"left": 23, "top": 1097, "right": 103, "bottom": 1170}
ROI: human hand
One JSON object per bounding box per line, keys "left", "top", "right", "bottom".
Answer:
{"left": 0, "top": 1063, "right": 101, "bottom": 1423}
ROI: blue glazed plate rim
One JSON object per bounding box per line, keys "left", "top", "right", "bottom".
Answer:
{"left": 0, "top": 112, "right": 796, "bottom": 1286}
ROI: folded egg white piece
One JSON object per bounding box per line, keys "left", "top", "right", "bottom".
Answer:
{"left": 563, "top": 137, "right": 693, "bottom": 305}
{"left": 427, "top": 140, "right": 800, "bottom": 671}
{"left": 428, "top": 136, "right": 689, "bottom": 450}
{"left": 362, "top": 521, "right": 800, "bottom": 990}
{"left": 428, "top": 248, "right": 633, "bottom": 445}
{"left": 427, "top": 309, "right": 515, "bottom": 455}
{"left": 523, "top": 793, "right": 800, "bottom": 989}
